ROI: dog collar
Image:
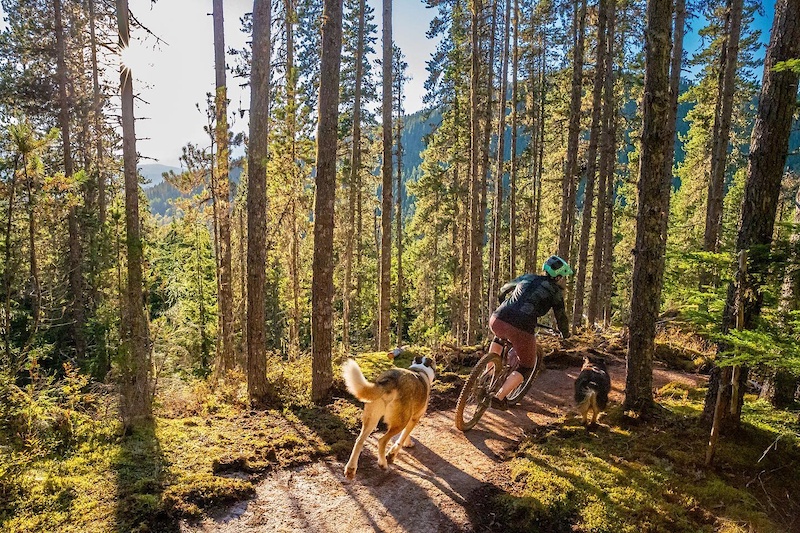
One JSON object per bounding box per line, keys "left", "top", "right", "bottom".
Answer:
{"left": 408, "top": 363, "right": 434, "bottom": 387}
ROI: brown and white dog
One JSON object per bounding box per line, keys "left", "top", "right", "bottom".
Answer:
{"left": 342, "top": 356, "right": 435, "bottom": 480}
{"left": 574, "top": 354, "right": 610, "bottom": 428}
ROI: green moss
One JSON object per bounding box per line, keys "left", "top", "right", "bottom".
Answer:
{"left": 490, "top": 395, "right": 800, "bottom": 533}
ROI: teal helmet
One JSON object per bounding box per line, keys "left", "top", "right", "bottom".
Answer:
{"left": 543, "top": 255, "right": 574, "bottom": 278}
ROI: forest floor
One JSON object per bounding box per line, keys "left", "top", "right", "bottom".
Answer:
{"left": 180, "top": 342, "right": 708, "bottom": 533}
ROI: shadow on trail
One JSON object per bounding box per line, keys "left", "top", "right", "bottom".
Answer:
{"left": 113, "top": 418, "right": 175, "bottom": 533}
{"left": 352, "top": 439, "right": 482, "bottom": 532}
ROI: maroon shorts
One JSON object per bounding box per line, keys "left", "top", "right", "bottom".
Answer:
{"left": 489, "top": 315, "right": 538, "bottom": 369}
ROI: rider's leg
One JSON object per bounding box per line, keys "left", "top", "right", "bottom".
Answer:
{"left": 494, "top": 331, "right": 538, "bottom": 401}
{"left": 495, "top": 370, "right": 524, "bottom": 400}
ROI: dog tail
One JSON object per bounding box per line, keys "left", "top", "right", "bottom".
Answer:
{"left": 576, "top": 388, "right": 597, "bottom": 417}
{"left": 342, "top": 359, "right": 384, "bottom": 402}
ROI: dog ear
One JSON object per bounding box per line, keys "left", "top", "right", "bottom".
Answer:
{"left": 423, "top": 357, "right": 434, "bottom": 368}
{"left": 413, "top": 356, "right": 422, "bottom": 365}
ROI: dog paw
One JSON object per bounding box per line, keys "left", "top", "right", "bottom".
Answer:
{"left": 344, "top": 466, "right": 356, "bottom": 480}
{"left": 402, "top": 438, "right": 415, "bottom": 448}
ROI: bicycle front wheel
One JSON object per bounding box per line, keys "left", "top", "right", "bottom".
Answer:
{"left": 455, "top": 352, "right": 502, "bottom": 431}
{"left": 505, "top": 352, "right": 544, "bottom": 405}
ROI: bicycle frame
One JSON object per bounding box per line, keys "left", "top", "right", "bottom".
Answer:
{"left": 454, "top": 324, "right": 553, "bottom": 431}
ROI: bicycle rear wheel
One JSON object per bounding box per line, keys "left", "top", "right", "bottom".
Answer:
{"left": 455, "top": 352, "right": 502, "bottom": 431}
{"left": 505, "top": 352, "right": 544, "bottom": 405}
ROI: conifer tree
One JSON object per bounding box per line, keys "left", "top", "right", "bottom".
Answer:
{"left": 378, "top": 0, "right": 393, "bottom": 351}
{"left": 624, "top": 0, "right": 673, "bottom": 415}
{"left": 702, "top": 0, "right": 800, "bottom": 429}
{"left": 311, "top": 0, "right": 343, "bottom": 402}
{"left": 116, "top": 0, "right": 152, "bottom": 424}
{"left": 247, "top": 0, "right": 272, "bottom": 407}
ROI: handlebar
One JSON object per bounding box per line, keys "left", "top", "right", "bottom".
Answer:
{"left": 535, "top": 323, "right": 561, "bottom": 336}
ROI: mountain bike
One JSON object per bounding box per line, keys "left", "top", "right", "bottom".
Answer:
{"left": 454, "top": 323, "right": 559, "bottom": 431}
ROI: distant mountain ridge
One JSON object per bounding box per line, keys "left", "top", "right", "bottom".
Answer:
{"left": 143, "top": 163, "right": 243, "bottom": 219}
{"left": 139, "top": 164, "right": 181, "bottom": 187}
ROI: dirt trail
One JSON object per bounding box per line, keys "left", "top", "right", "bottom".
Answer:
{"left": 181, "top": 358, "right": 706, "bottom": 533}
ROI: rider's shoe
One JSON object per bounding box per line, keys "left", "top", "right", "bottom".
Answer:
{"left": 490, "top": 396, "right": 508, "bottom": 411}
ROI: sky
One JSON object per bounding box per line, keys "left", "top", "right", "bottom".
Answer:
{"left": 127, "top": 0, "right": 438, "bottom": 167}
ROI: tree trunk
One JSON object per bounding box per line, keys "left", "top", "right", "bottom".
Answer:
{"left": 624, "top": 0, "right": 673, "bottom": 414}
{"left": 761, "top": 185, "right": 800, "bottom": 407}
{"left": 509, "top": 0, "right": 519, "bottom": 278}
{"left": 311, "top": 0, "right": 343, "bottom": 402}
{"left": 572, "top": 0, "right": 609, "bottom": 331}
{"left": 479, "top": 0, "right": 498, "bottom": 325}
{"left": 701, "top": 0, "right": 744, "bottom": 287}
{"left": 467, "top": 0, "right": 483, "bottom": 344}
{"left": 665, "top": 0, "right": 686, "bottom": 206}
{"left": 587, "top": 2, "right": 616, "bottom": 327}
{"left": 284, "top": 0, "right": 301, "bottom": 356}
{"left": 394, "top": 50, "right": 404, "bottom": 345}
{"left": 532, "top": 40, "right": 546, "bottom": 273}
{"left": 702, "top": 0, "right": 800, "bottom": 427}
{"left": 55, "top": 0, "right": 86, "bottom": 361}
{"left": 88, "top": 0, "right": 106, "bottom": 226}
{"left": 212, "top": 0, "right": 235, "bottom": 373}
{"left": 558, "top": 0, "right": 587, "bottom": 261}
{"left": 4, "top": 158, "right": 17, "bottom": 366}
{"left": 247, "top": 0, "right": 271, "bottom": 407}
{"left": 116, "top": 0, "right": 152, "bottom": 425}
{"left": 378, "top": 0, "right": 393, "bottom": 351}
{"left": 490, "top": 0, "right": 510, "bottom": 309}
{"left": 344, "top": 0, "right": 366, "bottom": 353}
{"left": 24, "top": 159, "right": 41, "bottom": 348}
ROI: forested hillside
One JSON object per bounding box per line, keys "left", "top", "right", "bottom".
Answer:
{"left": 1, "top": 0, "right": 799, "bottom": 531}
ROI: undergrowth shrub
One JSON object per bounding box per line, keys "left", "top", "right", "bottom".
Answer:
{"left": 0, "top": 364, "right": 97, "bottom": 455}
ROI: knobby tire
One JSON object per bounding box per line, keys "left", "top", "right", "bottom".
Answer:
{"left": 455, "top": 352, "right": 502, "bottom": 431}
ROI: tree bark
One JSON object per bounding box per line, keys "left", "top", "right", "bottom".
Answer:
{"left": 490, "top": 0, "right": 511, "bottom": 309}
{"left": 588, "top": 0, "right": 616, "bottom": 327}
{"left": 116, "top": 0, "right": 152, "bottom": 425}
{"left": 311, "top": 0, "right": 343, "bottom": 402}
{"left": 394, "top": 48, "right": 405, "bottom": 345}
{"left": 467, "top": 0, "right": 483, "bottom": 344}
{"left": 88, "top": 0, "right": 106, "bottom": 226}
{"left": 378, "top": 0, "right": 393, "bottom": 351}
{"left": 624, "top": 0, "right": 673, "bottom": 414}
{"left": 343, "top": 0, "right": 366, "bottom": 353}
{"left": 509, "top": 0, "right": 519, "bottom": 278}
{"left": 702, "top": 0, "right": 800, "bottom": 427}
{"left": 55, "top": 0, "right": 86, "bottom": 361}
{"left": 247, "top": 0, "right": 271, "bottom": 407}
{"left": 479, "top": 0, "right": 498, "bottom": 325}
{"left": 558, "top": 0, "right": 587, "bottom": 261}
{"left": 572, "top": 0, "right": 609, "bottom": 331}
{"left": 702, "top": 0, "right": 744, "bottom": 287}
{"left": 213, "top": 0, "right": 235, "bottom": 373}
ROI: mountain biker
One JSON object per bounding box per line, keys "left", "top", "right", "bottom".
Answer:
{"left": 488, "top": 255, "right": 573, "bottom": 410}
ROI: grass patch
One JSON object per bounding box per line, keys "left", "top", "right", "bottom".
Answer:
{"left": 489, "top": 390, "right": 800, "bottom": 532}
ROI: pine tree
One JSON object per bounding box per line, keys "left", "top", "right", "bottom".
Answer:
{"left": 247, "top": 0, "right": 272, "bottom": 407}
{"left": 311, "top": 0, "right": 343, "bottom": 402}
{"left": 702, "top": 0, "right": 800, "bottom": 429}
{"left": 624, "top": 0, "right": 673, "bottom": 415}
{"left": 116, "top": 0, "right": 152, "bottom": 425}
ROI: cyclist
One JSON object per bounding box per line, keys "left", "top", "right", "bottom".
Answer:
{"left": 488, "top": 255, "right": 573, "bottom": 410}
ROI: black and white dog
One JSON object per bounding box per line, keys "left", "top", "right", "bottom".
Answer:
{"left": 574, "top": 353, "right": 610, "bottom": 428}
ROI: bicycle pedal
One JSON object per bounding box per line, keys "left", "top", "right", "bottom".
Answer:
{"left": 490, "top": 397, "right": 509, "bottom": 411}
